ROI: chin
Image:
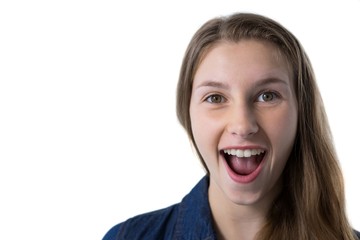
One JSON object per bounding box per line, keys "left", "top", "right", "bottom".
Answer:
{"left": 226, "top": 187, "right": 264, "bottom": 206}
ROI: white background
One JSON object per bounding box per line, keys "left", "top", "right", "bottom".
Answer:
{"left": 1, "top": 0, "right": 360, "bottom": 239}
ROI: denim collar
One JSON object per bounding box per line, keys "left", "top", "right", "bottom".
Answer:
{"left": 174, "top": 175, "right": 217, "bottom": 240}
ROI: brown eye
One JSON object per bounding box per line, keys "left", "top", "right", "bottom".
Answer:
{"left": 258, "top": 92, "right": 276, "bottom": 102}
{"left": 206, "top": 94, "right": 225, "bottom": 103}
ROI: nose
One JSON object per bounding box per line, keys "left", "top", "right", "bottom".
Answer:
{"left": 226, "top": 104, "right": 259, "bottom": 138}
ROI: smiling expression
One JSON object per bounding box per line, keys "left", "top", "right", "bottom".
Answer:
{"left": 189, "top": 40, "right": 298, "bottom": 206}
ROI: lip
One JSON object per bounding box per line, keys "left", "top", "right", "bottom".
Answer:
{"left": 221, "top": 145, "right": 266, "bottom": 151}
{"left": 221, "top": 145, "right": 267, "bottom": 184}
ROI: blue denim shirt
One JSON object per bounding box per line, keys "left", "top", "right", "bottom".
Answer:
{"left": 103, "top": 176, "right": 360, "bottom": 240}
{"left": 102, "top": 176, "right": 217, "bottom": 240}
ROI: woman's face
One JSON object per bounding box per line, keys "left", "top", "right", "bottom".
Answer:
{"left": 190, "top": 40, "right": 298, "bottom": 206}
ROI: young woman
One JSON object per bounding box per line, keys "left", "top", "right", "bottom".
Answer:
{"left": 103, "top": 13, "right": 360, "bottom": 240}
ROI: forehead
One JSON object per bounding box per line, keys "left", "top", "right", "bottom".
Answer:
{"left": 194, "top": 40, "right": 292, "bottom": 84}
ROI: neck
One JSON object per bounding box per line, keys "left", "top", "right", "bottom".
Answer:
{"left": 208, "top": 178, "right": 280, "bottom": 240}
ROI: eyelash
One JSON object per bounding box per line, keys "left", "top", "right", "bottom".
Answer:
{"left": 204, "top": 91, "right": 280, "bottom": 104}
{"left": 205, "top": 94, "right": 226, "bottom": 104}
{"left": 256, "top": 91, "right": 280, "bottom": 102}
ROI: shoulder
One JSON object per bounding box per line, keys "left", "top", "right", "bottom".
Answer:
{"left": 102, "top": 176, "right": 212, "bottom": 240}
{"left": 102, "top": 203, "right": 180, "bottom": 240}
{"left": 355, "top": 229, "right": 360, "bottom": 239}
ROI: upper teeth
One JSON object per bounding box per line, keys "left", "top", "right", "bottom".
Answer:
{"left": 223, "top": 149, "right": 265, "bottom": 158}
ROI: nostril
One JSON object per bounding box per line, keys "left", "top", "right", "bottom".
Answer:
{"left": 229, "top": 125, "right": 259, "bottom": 137}
{"left": 225, "top": 106, "right": 259, "bottom": 137}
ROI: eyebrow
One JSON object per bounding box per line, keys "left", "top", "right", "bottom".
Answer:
{"left": 194, "top": 80, "right": 230, "bottom": 90}
{"left": 194, "top": 77, "right": 289, "bottom": 90}
{"left": 256, "top": 77, "right": 289, "bottom": 87}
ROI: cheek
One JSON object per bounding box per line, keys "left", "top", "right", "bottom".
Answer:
{"left": 190, "top": 108, "right": 205, "bottom": 148}
{"left": 265, "top": 107, "right": 298, "bottom": 153}
{"left": 190, "top": 107, "right": 223, "bottom": 158}
{"left": 191, "top": 110, "right": 213, "bottom": 145}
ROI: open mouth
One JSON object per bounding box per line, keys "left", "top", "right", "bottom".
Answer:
{"left": 221, "top": 148, "right": 266, "bottom": 176}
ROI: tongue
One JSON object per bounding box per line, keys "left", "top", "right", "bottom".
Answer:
{"left": 227, "top": 155, "right": 260, "bottom": 175}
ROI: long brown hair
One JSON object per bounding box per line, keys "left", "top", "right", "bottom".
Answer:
{"left": 176, "top": 13, "right": 358, "bottom": 240}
